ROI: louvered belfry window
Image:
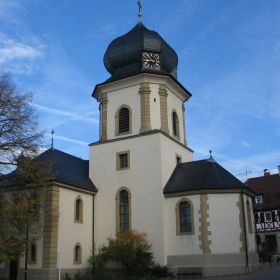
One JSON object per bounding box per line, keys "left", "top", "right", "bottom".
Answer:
{"left": 119, "top": 107, "right": 129, "bottom": 133}
{"left": 172, "top": 111, "right": 179, "bottom": 137}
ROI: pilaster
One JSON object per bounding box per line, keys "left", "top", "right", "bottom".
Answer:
{"left": 101, "top": 93, "right": 108, "bottom": 141}
{"left": 182, "top": 103, "right": 187, "bottom": 145}
{"left": 139, "top": 82, "right": 152, "bottom": 133}
{"left": 43, "top": 186, "right": 59, "bottom": 268}
{"left": 158, "top": 84, "right": 170, "bottom": 134}
{"left": 199, "top": 194, "right": 211, "bottom": 254}
{"left": 237, "top": 194, "right": 246, "bottom": 253}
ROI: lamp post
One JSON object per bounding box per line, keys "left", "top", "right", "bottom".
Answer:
{"left": 57, "top": 249, "right": 62, "bottom": 280}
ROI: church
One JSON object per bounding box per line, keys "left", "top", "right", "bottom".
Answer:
{"left": 0, "top": 15, "right": 259, "bottom": 280}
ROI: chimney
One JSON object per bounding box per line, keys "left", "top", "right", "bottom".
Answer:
{"left": 278, "top": 165, "right": 280, "bottom": 176}
{"left": 264, "top": 169, "right": 270, "bottom": 176}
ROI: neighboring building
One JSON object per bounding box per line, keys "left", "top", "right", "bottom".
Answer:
{"left": 0, "top": 19, "right": 259, "bottom": 279}
{"left": 246, "top": 167, "right": 280, "bottom": 254}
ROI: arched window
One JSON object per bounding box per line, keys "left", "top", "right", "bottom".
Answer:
{"left": 74, "top": 243, "right": 82, "bottom": 264}
{"left": 28, "top": 243, "right": 37, "bottom": 264}
{"left": 246, "top": 200, "right": 253, "bottom": 234}
{"left": 172, "top": 111, "right": 179, "bottom": 138}
{"left": 116, "top": 188, "right": 131, "bottom": 233}
{"left": 175, "top": 198, "right": 194, "bottom": 235}
{"left": 74, "top": 197, "right": 83, "bottom": 223}
{"left": 120, "top": 190, "right": 129, "bottom": 231}
{"left": 116, "top": 105, "right": 132, "bottom": 135}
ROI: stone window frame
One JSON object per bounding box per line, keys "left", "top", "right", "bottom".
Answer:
{"left": 175, "top": 198, "right": 195, "bottom": 235}
{"left": 73, "top": 242, "right": 82, "bottom": 265}
{"left": 115, "top": 187, "right": 132, "bottom": 234}
{"left": 74, "top": 196, "right": 83, "bottom": 224}
{"left": 28, "top": 242, "right": 37, "bottom": 264}
{"left": 172, "top": 110, "right": 180, "bottom": 139}
{"left": 115, "top": 104, "right": 132, "bottom": 136}
{"left": 246, "top": 199, "right": 253, "bottom": 234}
{"left": 116, "top": 150, "right": 130, "bottom": 171}
{"left": 176, "top": 154, "right": 182, "bottom": 164}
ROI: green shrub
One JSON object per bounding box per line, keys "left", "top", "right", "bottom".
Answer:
{"left": 89, "top": 231, "right": 154, "bottom": 280}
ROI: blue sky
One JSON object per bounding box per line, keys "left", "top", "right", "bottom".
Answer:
{"left": 0, "top": 0, "right": 279, "bottom": 180}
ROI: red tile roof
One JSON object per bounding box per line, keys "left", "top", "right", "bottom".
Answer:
{"left": 246, "top": 174, "right": 280, "bottom": 210}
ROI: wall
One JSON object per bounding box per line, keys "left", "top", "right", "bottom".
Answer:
{"left": 208, "top": 193, "right": 240, "bottom": 253}
{"left": 57, "top": 187, "right": 93, "bottom": 269}
{"left": 97, "top": 73, "right": 189, "bottom": 145}
{"left": 90, "top": 131, "right": 191, "bottom": 265}
{"left": 164, "top": 195, "right": 201, "bottom": 260}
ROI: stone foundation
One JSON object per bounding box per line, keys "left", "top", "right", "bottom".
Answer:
{"left": 168, "top": 252, "right": 260, "bottom": 277}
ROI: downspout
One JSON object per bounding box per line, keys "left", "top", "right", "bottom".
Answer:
{"left": 92, "top": 195, "right": 95, "bottom": 255}
{"left": 241, "top": 191, "right": 249, "bottom": 273}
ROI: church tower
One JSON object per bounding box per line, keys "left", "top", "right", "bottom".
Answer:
{"left": 89, "top": 17, "right": 258, "bottom": 277}
{"left": 89, "top": 21, "right": 193, "bottom": 264}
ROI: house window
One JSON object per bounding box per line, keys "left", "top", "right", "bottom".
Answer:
{"left": 74, "top": 197, "right": 83, "bottom": 223}
{"left": 172, "top": 111, "right": 179, "bottom": 138}
{"left": 116, "top": 151, "right": 130, "bottom": 170}
{"left": 175, "top": 198, "right": 194, "bottom": 235}
{"left": 264, "top": 212, "right": 272, "bottom": 222}
{"left": 74, "top": 243, "right": 82, "bottom": 264}
{"left": 28, "top": 243, "right": 37, "bottom": 264}
{"left": 116, "top": 188, "right": 131, "bottom": 233}
{"left": 255, "top": 195, "right": 263, "bottom": 204}
{"left": 246, "top": 200, "right": 253, "bottom": 234}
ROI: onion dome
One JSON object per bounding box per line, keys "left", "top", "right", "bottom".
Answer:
{"left": 103, "top": 22, "right": 178, "bottom": 82}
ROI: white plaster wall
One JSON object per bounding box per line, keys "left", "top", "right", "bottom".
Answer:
{"left": 166, "top": 87, "right": 185, "bottom": 144}
{"left": 149, "top": 83, "right": 161, "bottom": 130}
{"left": 98, "top": 73, "right": 190, "bottom": 142}
{"left": 90, "top": 133, "right": 166, "bottom": 264}
{"left": 106, "top": 84, "right": 141, "bottom": 140}
{"left": 57, "top": 187, "right": 93, "bottom": 269}
{"left": 208, "top": 193, "right": 241, "bottom": 254}
{"left": 159, "top": 135, "right": 193, "bottom": 186}
{"left": 163, "top": 195, "right": 201, "bottom": 258}
{"left": 19, "top": 238, "right": 44, "bottom": 269}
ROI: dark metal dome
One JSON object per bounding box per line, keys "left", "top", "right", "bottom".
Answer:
{"left": 103, "top": 22, "right": 178, "bottom": 82}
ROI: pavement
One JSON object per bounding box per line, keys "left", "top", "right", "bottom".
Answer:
{"left": 184, "top": 263, "right": 280, "bottom": 280}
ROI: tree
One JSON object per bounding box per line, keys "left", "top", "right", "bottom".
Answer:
{"left": 90, "top": 231, "right": 154, "bottom": 280}
{"left": 0, "top": 156, "right": 52, "bottom": 279}
{"left": 0, "top": 72, "right": 42, "bottom": 176}
{"left": 0, "top": 72, "right": 51, "bottom": 280}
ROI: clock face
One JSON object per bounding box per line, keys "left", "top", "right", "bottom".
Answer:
{"left": 142, "top": 52, "right": 161, "bottom": 70}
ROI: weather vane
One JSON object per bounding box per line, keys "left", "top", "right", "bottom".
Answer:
{"left": 137, "top": 0, "right": 142, "bottom": 22}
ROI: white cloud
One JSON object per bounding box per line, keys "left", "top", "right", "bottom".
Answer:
{"left": 241, "top": 142, "right": 251, "bottom": 148}
{"left": 0, "top": 33, "right": 44, "bottom": 65}
{"left": 54, "top": 135, "right": 88, "bottom": 147}
{"left": 32, "top": 103, "right": 99, "bottom": 125}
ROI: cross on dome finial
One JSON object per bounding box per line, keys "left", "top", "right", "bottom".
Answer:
{"left": 137, "top": 0, "right": 143, "bottom": 23}
{"left": 51, "top": 129, "right": 55, "bottom": 149}
{"left": 208, "top": 150, "right": 215, "bottom": 162}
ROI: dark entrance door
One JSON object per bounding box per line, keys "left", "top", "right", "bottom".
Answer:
{"left": 266, "top": 235, "right": 277, "bottom": 253}
{"left": 9, "top": 260, "right": 18, "bottom": 280}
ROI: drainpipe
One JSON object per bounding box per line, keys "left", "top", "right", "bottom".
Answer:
{"left": 241, "top": 192, "right": 249, "bottom": 273}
